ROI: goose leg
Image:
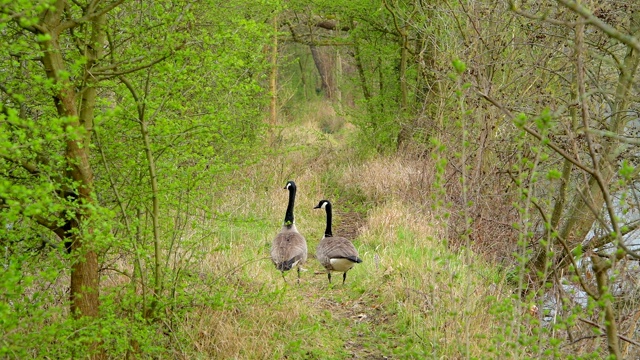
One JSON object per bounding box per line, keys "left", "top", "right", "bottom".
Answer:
{"left": 297, "top": 266, "right": 301, "bottom": 284}
{"left": 327, "top": 272, "right": 332, "bottom": 284}
{"left": 342, "top": 272, "right": 347, "bottom": 285}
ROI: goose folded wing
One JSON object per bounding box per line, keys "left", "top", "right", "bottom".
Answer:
{"left": 275, "top": 255, "right": 304, "bottom": 271}
{"left": 321, "top": 238, "right": 361, "bottom": 263}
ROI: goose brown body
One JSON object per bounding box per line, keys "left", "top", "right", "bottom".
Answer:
{"left": 314, "top": 200, "right": 362, "bottom": 284}
{"left": 271, "top": 181, "right": 307, "bottom": 283}
{"left": 271, "top": 224, "right": 307, "bottom": 272}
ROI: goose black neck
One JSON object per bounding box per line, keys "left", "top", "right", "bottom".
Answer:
{"left": 324, "top": 202, "right": 333, "bottom": 237}
{"left": 284, "top": 185, "right": 296, "bottom": 227}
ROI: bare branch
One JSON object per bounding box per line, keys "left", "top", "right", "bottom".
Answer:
{"left": 579, "top": 318, "right": 640, "bottom": 348}
{"left": 92, "top": 55, "right": 169, "bottom": 78}
{"left": 56, "top": 0, "right": 126, "bottom": 33}
{"left": 556, "top": 0, "right": 640, "bottom": 53}
{"left": 117, "top": 75, "right": 142, "bottom": 121}
{"left": 588, "top": 220, "right": 640, "bottom": 253}
{"left": 571, "top": 185, "right": 640, "bottom": 261}
{"left": 587, "top": 128, "right": 640, "bottom": 146}
{"left": 0, "top": 154, "right": 40, "bottom": 175}
{"left": 315, "top": 20, "right": 351, "bottom": 32}
{"left": 530, "top": 199, "right": 598, "bottom": 299}
{"left": 478, "top": 91, "right": 595, "bottom": 175}
{"left": 509, "top": 1, "right": 581, "bottom": 27}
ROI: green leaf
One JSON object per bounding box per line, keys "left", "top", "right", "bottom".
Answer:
{"left": 452, "top": 58, "right": 467, "bottom": 74}
{"left": 546, "top": 169, "right": 562, "bottom": 180}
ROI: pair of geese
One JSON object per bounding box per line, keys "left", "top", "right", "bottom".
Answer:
{"left": 271, "top": 180, "right": 362, "bottom": 285}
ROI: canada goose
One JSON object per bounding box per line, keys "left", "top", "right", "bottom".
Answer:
{"left": 314, "top": 200, "right": 362, "bottom": 284}
{"left": 271, "top": 181, "right": 308, "bottom": 283}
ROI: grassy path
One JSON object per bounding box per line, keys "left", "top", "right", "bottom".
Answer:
{"left": 186, "top": 103, "right": 513, "bottom": 359}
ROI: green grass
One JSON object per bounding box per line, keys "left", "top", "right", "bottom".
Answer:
{"left": 155, "top": 107, "right": 523, "bottom": 359}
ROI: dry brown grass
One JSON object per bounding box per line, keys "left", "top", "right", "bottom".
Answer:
{"left": 341, "top": 155, "right": 432, "bottom": 205}
{"left": 179, "top": 303, "right": 307, "bottom": 359}
{"left": 359, "top": 200, "right": 436, "bottom": 244}
{"left": 353, "top": 196, "right": 514, "bottom": 358}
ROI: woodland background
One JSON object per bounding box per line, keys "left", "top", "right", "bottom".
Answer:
{"left": 1, "top": 0, "right": 639, "bottom": 358}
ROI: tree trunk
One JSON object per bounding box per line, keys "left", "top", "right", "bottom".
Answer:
{"left": 139, "top": 78, "right": 163, "bottom": 319}
{"left": 396, "top": 30, "right": 411, "bottom": 149}
{"left": 39, "top": 2, "right": 103, "bottom": 357}
{"left": 310, "top": 45, "right": 335, "bottom": 99}
{"left": 592, "top": 255, "right": 622, "bottom": 358}
{"left": 352, "top": 26, "right": 372, "bottom": 102}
